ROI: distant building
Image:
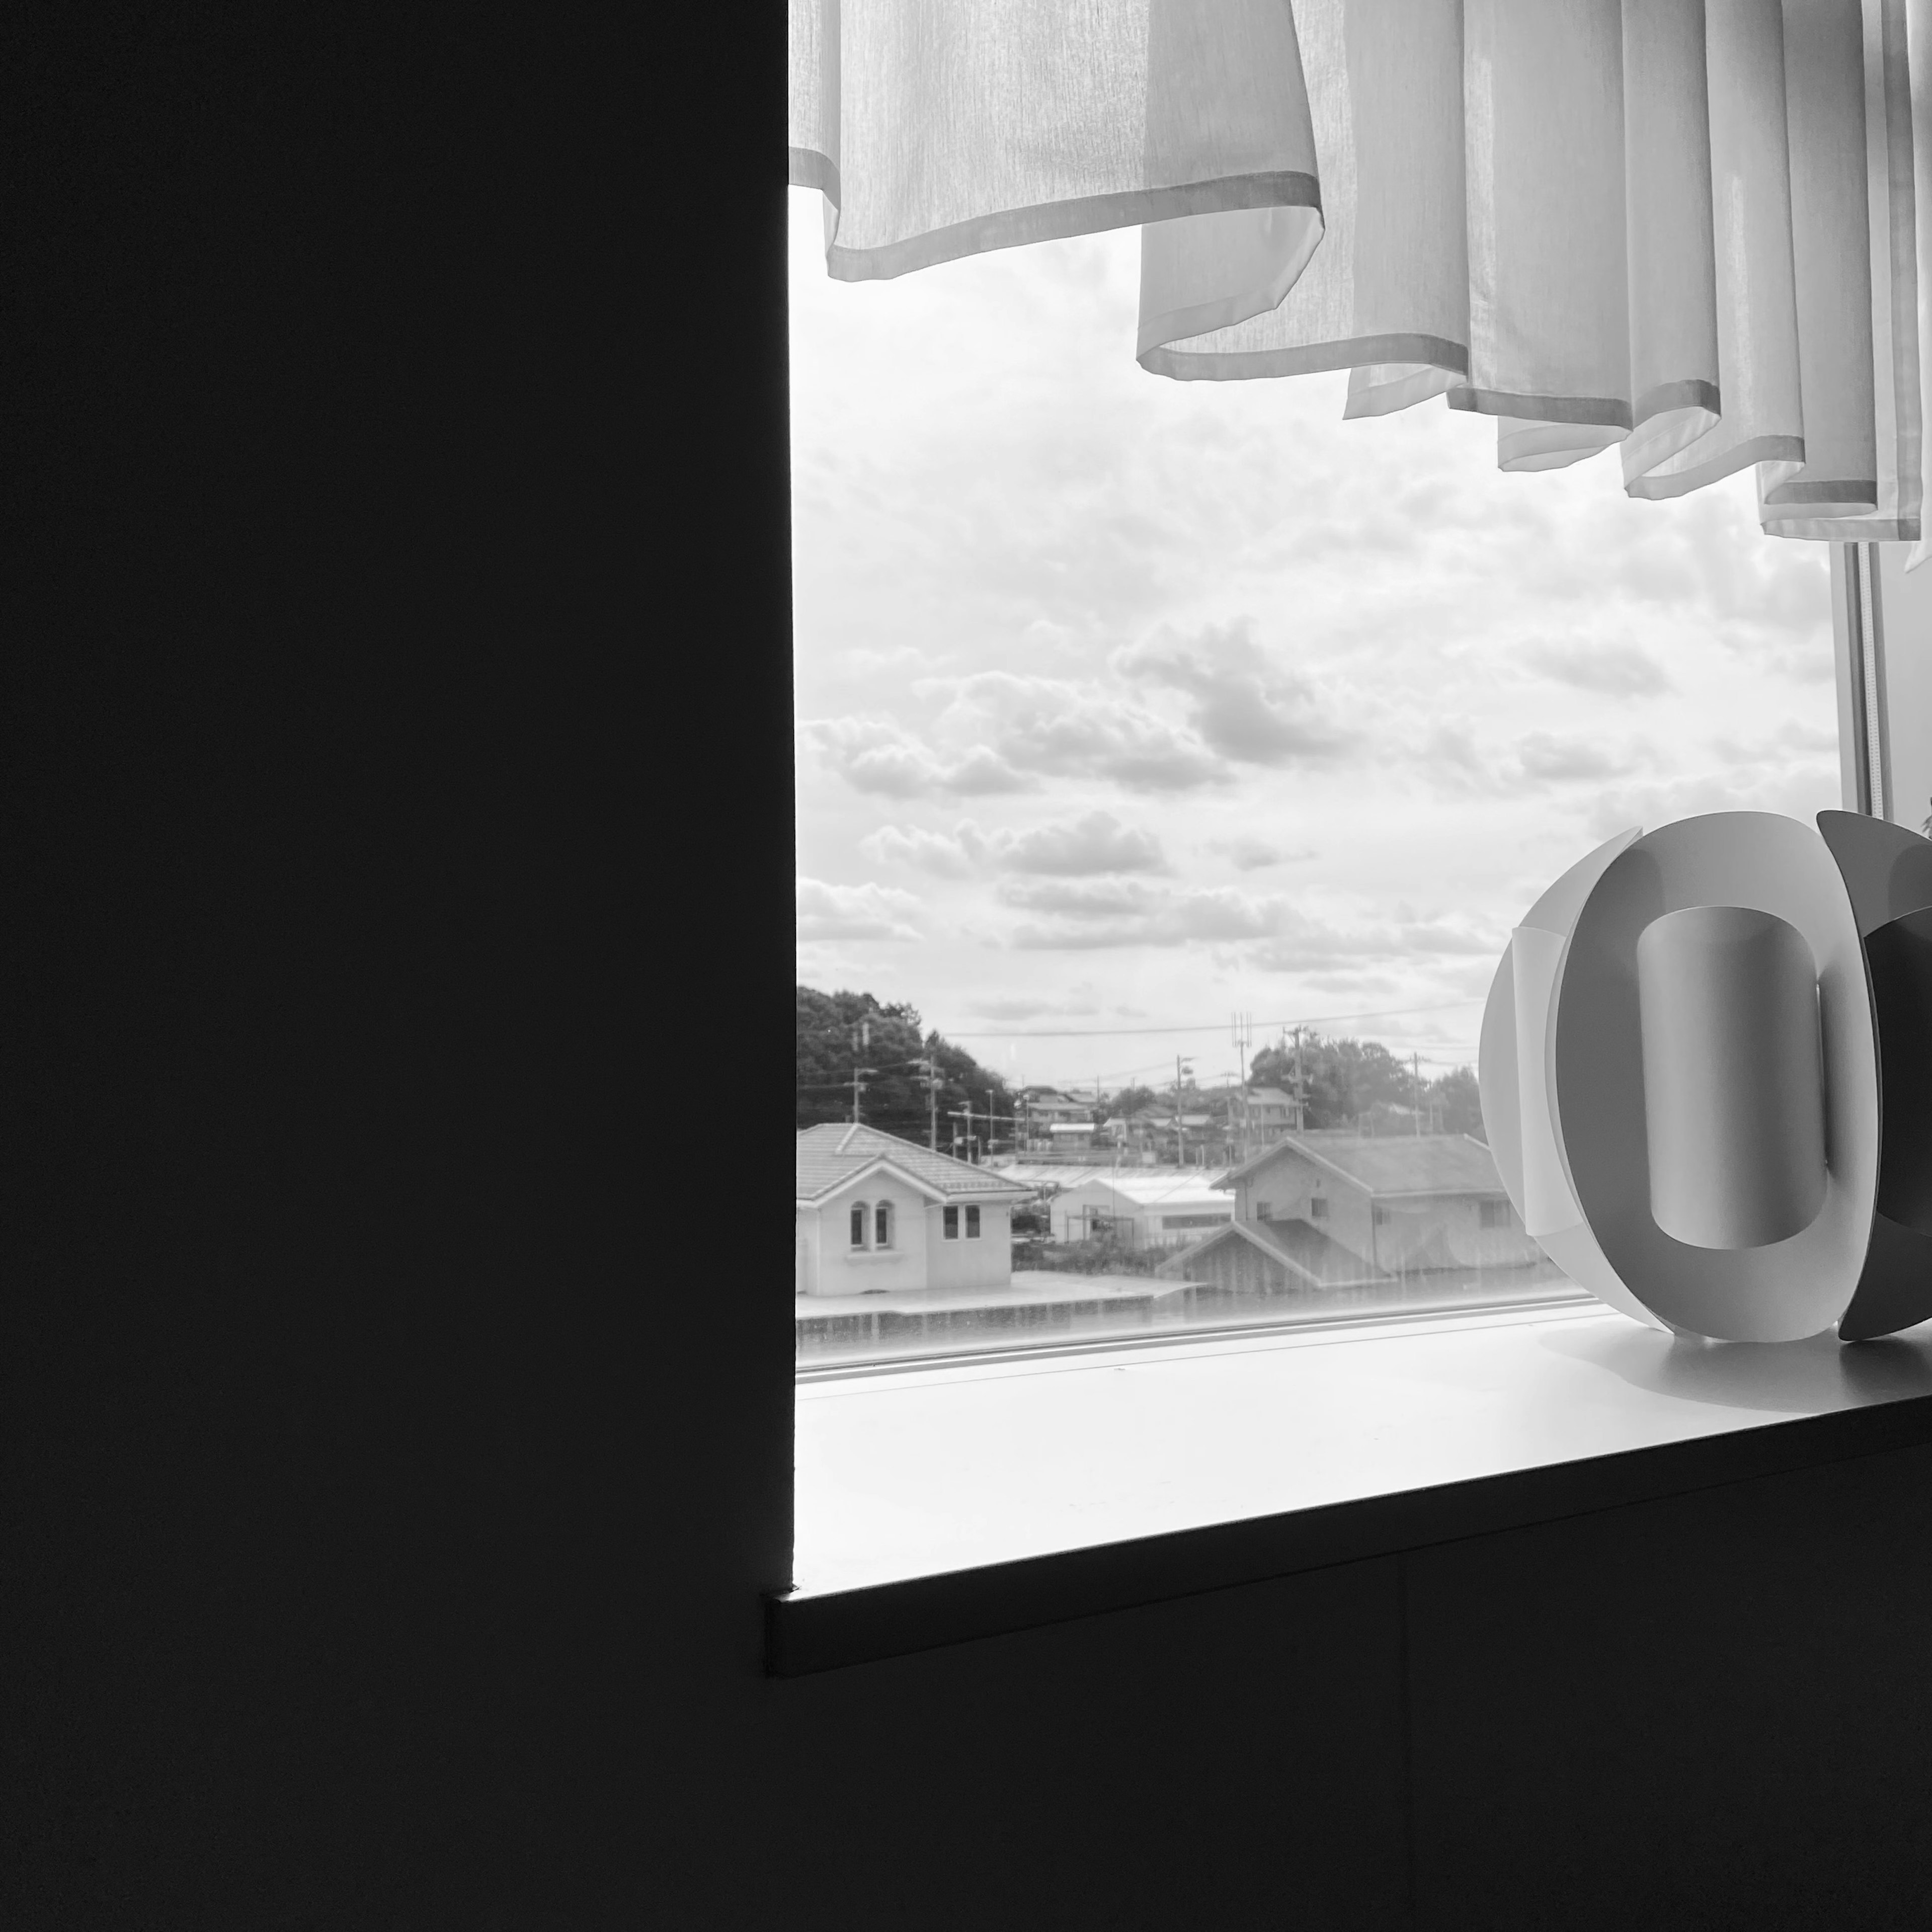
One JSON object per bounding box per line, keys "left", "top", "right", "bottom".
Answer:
{"left": 1242, "top": 1086, "right": 1297, "bottom": 1140}
{"left": 1019, "top": 1086, "right": 1096, "bottom": 1131}
{"left": 1048, "top": 1170, "right": 1236, "bottom": 1250}
{"left": 795, "top": 1123, "right": 1030, "bottom": 1298}
{"left": 1157, "top": 1131, "right": 1539, "bottom": 1292}
{"left": 1105, "top": 1105, "right": 1215, "bottom": 1163}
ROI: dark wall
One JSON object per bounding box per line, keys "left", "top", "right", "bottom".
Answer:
{"left": 11, "top": 13, "right": 1932, "bottom": 1928}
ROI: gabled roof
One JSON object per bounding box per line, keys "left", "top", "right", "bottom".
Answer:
{"left": 1216, "top": 1131, "right": 1505, "bottom": 1199}
{"left": 1153, "top": 1217, "right": 1386, "bottom": 1289}
{"left": 796, "top": 1122, "right": 1032, "bottom": 1203}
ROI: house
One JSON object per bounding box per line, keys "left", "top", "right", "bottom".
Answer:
{"left": 1242, "top": 1085, "right": 1297, "bottom": 1140}
{"left": 1105, "top": 1105, "right": 1216, "bottom": 1163}
{"left": 1017, "top": 1086, "right": 1098, "bottom": 1151}
{"left": 1158, "top": 1130, "right": 1541, "bottom": 1292}
{"left": 795, "top": 1122, "right": 1031, "bottom": 1297}
{"left": 1047, "top": 1170, "right": 1236, "bottom": 1250}
{"left": 1019, "top": 1086, "right": 1096, "bottom": 1129}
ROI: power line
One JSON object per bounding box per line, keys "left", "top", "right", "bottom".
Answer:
{"left": 942, "top": 997, "right": 1482, "bottom": 1040}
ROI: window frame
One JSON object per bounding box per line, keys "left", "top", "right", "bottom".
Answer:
{"left": 775, "top": 103, "right": 1931, "bottom": 1669}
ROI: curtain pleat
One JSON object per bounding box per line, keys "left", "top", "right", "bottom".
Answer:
{"left": 791, "top": 0, "right": 1932, "bottom": 551}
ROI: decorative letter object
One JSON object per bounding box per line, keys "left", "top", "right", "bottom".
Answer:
{"left": 1479, "top": 812, "right": 1932, "bottom": 1343}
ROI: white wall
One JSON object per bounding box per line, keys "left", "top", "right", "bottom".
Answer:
{"left": 926, "top": 1201, "right": 1012, "bottom": 1290}
{"left": 802, "top": 1175, "right": 931, "bottom": 1297}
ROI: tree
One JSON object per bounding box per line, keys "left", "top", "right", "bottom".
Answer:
{"left": 1106, "top": 1083, "right": 1159, "bottom": 1121}
{"left": 1426, "top": 1065, "right": 1484, "bottom": 1139}
{"left": 795, "top": 985, "right": 1012, "bottom": 1149}
{"left": 1249, "top": 1032, "right": 1413, "bottom": 1129}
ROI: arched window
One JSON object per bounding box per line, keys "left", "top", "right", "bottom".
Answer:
{"left": 850, "top": 1201, "right": 868, "bottom": 1248}
{"left": 874, "top": 1200, "right": 892, "bottom": 1248}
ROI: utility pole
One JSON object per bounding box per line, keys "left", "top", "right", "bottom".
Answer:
{"left": 849, "top": 1016, "right": 875, "bottom": 1125}
{"left": 1229, "top": 1010, "right": 1252, "bottom": 1159}
{"left": 1174, "top": 1055, "right": 1192, "bottom": 1168}
{"left": 917, "top": 1045, "right": 940, "bottom": 1150}
{"left": 1292, "top": 1025, "right": 1307, "bottom": 1133}
{"left": 1412, "top": 1051, "right": 1423, "bottom": 1136}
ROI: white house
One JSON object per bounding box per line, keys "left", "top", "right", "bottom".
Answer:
{"left": 1156, "top": 1130, "right": 1542, "bottom": 1292}
{"left": 795, "top": 1122, "right": 1032, "bottom": 1298}
{"left": 1046, "top": 1170, "right": 1235, "bottom": 1251}
{"left": 1018, "top": 1086, "right": 1098, "bottom": 1149}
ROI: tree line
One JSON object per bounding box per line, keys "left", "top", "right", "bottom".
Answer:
{"left": 795, "top": 985, "right": 1012, "bottom": 1145}
{"left": 798, "top": 989, "right": 1486, "bottom": 1146}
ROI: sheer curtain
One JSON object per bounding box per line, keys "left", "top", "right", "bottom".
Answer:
{"left": 790, "top": 0, "right": 1932, "bottom": 557}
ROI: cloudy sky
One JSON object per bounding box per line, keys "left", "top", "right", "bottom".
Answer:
{"left": 789, "top": 190, "right": 1840, "bottom": 1098}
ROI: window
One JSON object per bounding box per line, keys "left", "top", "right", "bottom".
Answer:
{"left": 875, "top": 1201, "right": 893, "bottom": 1248}
{"left": 1480, "top": 1200, "right": 1512, "bottom": 1230}
{"left": 849, "top": 1202, "right": 867, "bottom": 1249}
{"left": 790, "top": 192, "right": 1842, "bottom": 1377}
{"left": 1372, "top": 1206, "right": 1390, "bottom": 1228}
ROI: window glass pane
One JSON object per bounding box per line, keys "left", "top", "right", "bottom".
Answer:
{"left": 792, "top": 199, "right": 1836, "bottom": 1374}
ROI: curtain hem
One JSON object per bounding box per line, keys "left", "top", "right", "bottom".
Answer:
{"left": 1141, "top": 331, "right": 1470, "bottom": 385}
{"left": 790, "top": 147, "right": 841, "bottom": 203}
{"left": 822, "top": 172, "right": 1322, "bottom": 285}
{"left": 1623, "top": 435, "right": 1806, "bottom": 501}
{"left": 1448, "top": 387, "right": 1636, "bottom": 431}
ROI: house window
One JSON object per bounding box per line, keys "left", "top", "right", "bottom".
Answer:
{"left": 943, "top": 1205, "right": 959, "bottom": 1240}
{"left": 1309, "top": 1197, "right": 1328, "bottom": 1222}
{"left": 1372, "top": 1206, "right": 1390, "bottom": 1227}
{"left": 850, "top": 1202, "right": 868, "bottom": 1248}
{"left": 875, "top": 1201, "right": 893, "bottom": 1247}
{"left": 965, "top": 1205, "right": 981, "bottom": 1239}
{"left": 1480, "top": 1200, "right": 1512, "bottom": 1230}
{"left": 1255, "top": 1200, "right": 1273, "bottom": 1221}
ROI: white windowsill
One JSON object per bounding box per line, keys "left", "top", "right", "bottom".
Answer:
{"left": 792, "top": 1302, "right": 1932, "bottom": 1598}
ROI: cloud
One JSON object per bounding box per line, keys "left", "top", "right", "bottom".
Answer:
{"left": 1209, "top": 836, "right": 1317, "bottom": 870}
{"left": 1710, "top": 719, "right": 1840, "bottom": 761}
{"left": 800, "top": 716, "right": 1031, "bottom": 798}
{"left": 861, "top": 810, "right": 1169, "bottom": 877}
{"left": 1247, "top": 910, "right": 1497, "bottom": 972}
{"left": 930, "top": 672, "right": 1227, "bottom": 792}
{"left": 1525, "top": 639, "right": 1672, "bottom": 697}
{"left": 998, "top": 877, "right": 1162, "bottom": 919}
{"left": 994, "top": 811, "right": 1168, "bottom": 874}
{"left": 1117, "top": 619, "right": 1355, "bottom": 765}
{"left": 1583, "top": 764, "right": 1838, "bottom": 840}
{"left": 1515, "top": 732, "right": 1641, "bottom": 783}
{"left": 858, "top": 824, "right": 981, "bottom": 877}
{"left": 963, "top": 985, "right": 1103, "bottom": 1022}
{"left": 1007, "top": 884, "right": 1281, "bottom": 950}
{"left": 795, "top": 876, "right": 923, "bottom": 942}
